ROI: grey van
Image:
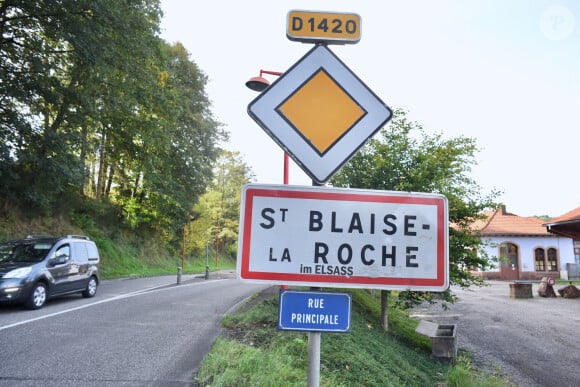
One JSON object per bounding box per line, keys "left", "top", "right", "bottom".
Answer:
{"left": 0, "top": 235, "right": 100, "bottom": 309}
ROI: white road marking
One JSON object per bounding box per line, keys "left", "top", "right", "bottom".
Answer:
{"left": 0, "top": 279, "right": 229, "bottom": 332}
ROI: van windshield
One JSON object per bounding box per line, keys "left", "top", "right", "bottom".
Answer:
{"left": 0, "top": 242, "right": 54, "bottom": 264}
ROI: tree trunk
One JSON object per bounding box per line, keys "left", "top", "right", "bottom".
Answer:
{"left": 105, "top": 164, "right": 115, "bottom": 198}
{"left": 132, "top": 171, "right": 141, "bottom": 199}
{"left": 96, "top": 129, "right": 107, "bottom": 201}
{"left": 79, "top": 124, "right": 88, "bottom": 195}
{"left": 89, "top": 159, "right": 96, "bottom": 197}
{"left": 381, "top": 290, "right": 389, "bottom": 332}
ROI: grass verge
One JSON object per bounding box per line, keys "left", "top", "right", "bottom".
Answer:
{"left": 196, "top": 288, "right": 512, "bottom": 386}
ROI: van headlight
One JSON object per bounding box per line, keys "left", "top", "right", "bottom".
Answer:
{"left": 4, "top": 267, "right": 32, "bottom": 279}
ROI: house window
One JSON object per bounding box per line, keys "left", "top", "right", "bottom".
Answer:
{"left": 535, "top": 248, "right": 546, "bottom": 271}
{"left": 547, "top": 248, "right": 558, "bottom": 272}
{"left": 575, "top": 247, "right": 580, "bottom": 264}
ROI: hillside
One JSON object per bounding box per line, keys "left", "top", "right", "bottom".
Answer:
{"left": 0, "top": 196, "right": 233, "bottom": 279}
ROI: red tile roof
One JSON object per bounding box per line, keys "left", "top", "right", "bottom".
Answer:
{"left": 542, "top": 207, "right": 580, "bottom": 239}
{"left": 547, "top": 207, "right": 580, "bottom": 223}
{"left": 471, "top": 205, "right": 551, "bottom": 236}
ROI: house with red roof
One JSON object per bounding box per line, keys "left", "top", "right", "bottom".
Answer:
{"left": 543, "top": 207, "right": 580, "bottom": 279}
{"left": 470, "top": 205, "right": 575, "bottom": 281}
{"left": 543, "top": 207, "right": 580, "bottom": 241}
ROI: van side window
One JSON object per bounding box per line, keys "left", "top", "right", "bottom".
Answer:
{"left": 86, "top": 243, "right": 99, "bottom": 261}
{"left": 54, "top": 245, "right": 70, "bottom": 261}
{"left": 72, "top": 242, "right": 89, "bottom": 263}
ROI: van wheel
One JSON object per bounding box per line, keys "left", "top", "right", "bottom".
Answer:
{"left": 26, "top": 283, "right": 47, "bottom": 310}
{"left": 82, "top": 276, "right": 98, "bottom": 298}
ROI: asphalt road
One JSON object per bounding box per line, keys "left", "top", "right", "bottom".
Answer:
{"left": 4, "top": 274, "right": 577, "bottom": 386}
{"left": 0, "top": 270, "right": 268, "bottom": 386}
{"left": 411, "top": 280, "right": 580, "bottom": 387}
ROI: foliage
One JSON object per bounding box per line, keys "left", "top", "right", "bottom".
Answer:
{"left": 0, "top": 194, "right": 237, "bottom": 280}
{"left": 446, "top": 355, "right": 512, "bottom": 387}
{"left": 331, "top": 109, "right": 500, "bottom": 307}
{"left": 2, "top": 0, "right": 159, "bottom": 206}
{"left": 0, "top": 1, "right": 224, "bottom": 251}
{"left": 187, "top": 150, "right": 254, "bottom": 258}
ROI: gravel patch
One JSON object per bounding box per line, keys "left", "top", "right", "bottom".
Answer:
{"left": 411, "top": 281, "right": 580, "bottom": 386}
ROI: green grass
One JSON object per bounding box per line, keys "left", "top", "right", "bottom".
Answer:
{"left": 95, "top": 236, "right": 229, "bottom": 279}
{"left": 196, "top": 289, "right": 513, "bottom": 386}
{"left": 555, "top": 279, "right": 580, "bottom": 286}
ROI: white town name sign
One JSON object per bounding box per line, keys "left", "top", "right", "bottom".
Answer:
{"left": 237, "top": 184, "right": 449, "bottom": 291}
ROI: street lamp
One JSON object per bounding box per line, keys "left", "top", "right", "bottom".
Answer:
{"left": 246, "top": 69, "right": 289, "bottom": 289}
{"left": 245, "top": 69, "right": 282, "bottom": 91}
{"left": 246, "top": 69, "right": 289, "bottom": 184}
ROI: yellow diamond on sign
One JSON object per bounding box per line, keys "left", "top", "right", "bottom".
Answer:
{"left": 278, "top": 70, "right": 365, "bottom": 155}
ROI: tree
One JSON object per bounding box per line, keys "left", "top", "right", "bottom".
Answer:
{"left": 331, "top": 109, "right": 499, "bottom": 327}
{"left": 0, "top": 1, "right": 224, "bottom": 249}
{"left": 110, "top": 42, "right": 225, "bottom": 240}
{"left": 0, "top": 0, "right": 164, "bottom": 209}
{"left": 188, "top": 150, "right": 254, "bottom": 262}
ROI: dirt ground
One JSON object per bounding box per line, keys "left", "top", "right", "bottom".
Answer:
{"left": 411, "top": 281, "right": 580, "bottom": 386}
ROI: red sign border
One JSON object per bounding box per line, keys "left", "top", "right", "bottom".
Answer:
{"left": 238, "top": 185, "right": 448, "bottom": 290}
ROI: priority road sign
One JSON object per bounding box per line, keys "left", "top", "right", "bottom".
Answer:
{"left": 237, "top": 184, "right": 449, "bottom": 291}
{"left": 247, "top": 45, "right": 392, "bottom": 184}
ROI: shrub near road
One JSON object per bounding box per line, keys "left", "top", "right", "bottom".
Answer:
{"left": 196, "top": 288, "right": 509, "bottom": 386}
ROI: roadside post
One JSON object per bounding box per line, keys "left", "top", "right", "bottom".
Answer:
{"left": 205, "top": 242, "right": 210, "bottom": 280}
{"left": 241, "top": 10, "right": 449, "bottom": 386}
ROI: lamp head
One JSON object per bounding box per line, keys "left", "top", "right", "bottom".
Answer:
{"left": 245, "top": 76, "right": 270, "bottom": 92}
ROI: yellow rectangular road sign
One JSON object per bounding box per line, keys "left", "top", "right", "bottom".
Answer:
{"left": 287, "top": 10, "right": 361, "bottom": 44}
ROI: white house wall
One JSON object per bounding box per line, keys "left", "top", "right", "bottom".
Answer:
{"left": 481, "top": 236, "right": 575, "bottom": 275}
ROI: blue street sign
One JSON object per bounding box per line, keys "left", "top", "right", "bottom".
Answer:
{"left": 278, "top": 290, "right": 352, "bottom": 332}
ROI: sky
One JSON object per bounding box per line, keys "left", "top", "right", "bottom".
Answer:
{"left": 159, "top": 0, "right": 579, "bottom": 218}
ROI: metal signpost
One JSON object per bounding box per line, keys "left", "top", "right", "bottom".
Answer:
{"left": 237, "top": 184, "right": 448, "bottom": 386}
{"left": 242, "top": 10, "right": 448, "bottom": 387}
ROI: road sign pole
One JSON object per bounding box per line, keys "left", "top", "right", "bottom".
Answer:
{"left": 307, "top": 330, "right": 321, "bottom": 387}
{"left": 307, "top": 286, "right": 321, "bottom": 387}
{"left": 307, "top": 183, "right": 322, "bottom": 387}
